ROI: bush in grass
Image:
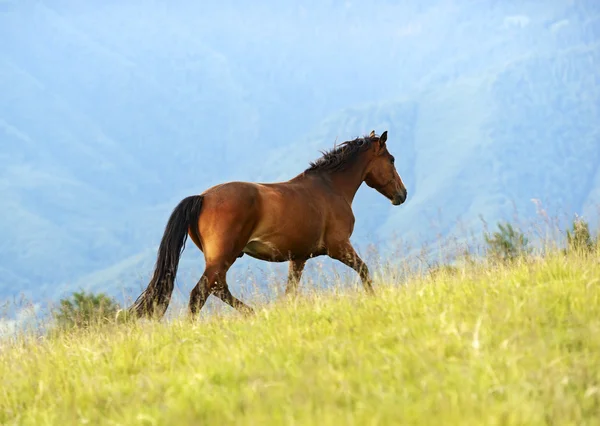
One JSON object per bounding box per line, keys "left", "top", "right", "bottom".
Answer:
{"left": 52, "top": 290, "right": 121, "bottom": 330}
{"left": 484, "top": 221, "right": 531, "bottom": 263}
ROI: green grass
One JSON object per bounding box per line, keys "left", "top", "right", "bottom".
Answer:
{"left": 1, "top": 252, "right": 599, "bottom": 425}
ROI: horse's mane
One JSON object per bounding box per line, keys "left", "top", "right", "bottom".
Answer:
{"left": 305, "top": 133, "right": 378, "bottom": 173}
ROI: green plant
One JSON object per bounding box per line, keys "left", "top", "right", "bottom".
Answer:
{"left": 484, "top": 221, "right": 531, "bottom": 263}
{"left": 52, "top": 290, "right": 121, "bottom": 330}
{"left": 566, "top": 216, "right": 596, "bottom": 254}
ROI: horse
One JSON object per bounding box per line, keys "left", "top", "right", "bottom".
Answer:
{"left": 128, "top": 130, "right": 408, "bottom": 319}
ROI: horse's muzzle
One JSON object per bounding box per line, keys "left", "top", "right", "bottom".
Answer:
{"left": 392, "top": 190, "right": 407, "bottom": 206}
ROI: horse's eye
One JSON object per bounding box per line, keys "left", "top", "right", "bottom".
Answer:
{"left": 390, "top": 156, "right": 395, "bottom": 164}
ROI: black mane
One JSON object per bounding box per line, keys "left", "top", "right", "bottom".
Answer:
{"left": 305, "top": 134, "right": 377, "bottom": 173}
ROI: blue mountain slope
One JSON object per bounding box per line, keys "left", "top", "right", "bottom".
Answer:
{"left": 1, "top": 0, "right": 599, "bottom": 308}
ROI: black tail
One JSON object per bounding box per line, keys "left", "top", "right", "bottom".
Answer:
{"left": 128, "top": 195, "right": 204, "bottom": 319}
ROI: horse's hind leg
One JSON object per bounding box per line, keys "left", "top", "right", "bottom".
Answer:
{"left": 189, "top": 260, "right": 254, "bottom": 316}
{"left": 213, "top": 278, "right": 254, "bottom": 316}
{"left": 188, "top": 191, "right": 257, "bottom": 316}
{"left": 188, "top": 273, "right": 212, "bottom": 316}
{"left": 285, "top": 259, "right": 306, "bottom": 297}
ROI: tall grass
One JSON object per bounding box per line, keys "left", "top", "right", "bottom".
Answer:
{"left": 1, "top": 246, "right": 599, "bottom": 425}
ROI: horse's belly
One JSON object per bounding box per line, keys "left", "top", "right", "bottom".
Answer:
{"left": 242, "top": 237, "right": 324, "bottom": 262}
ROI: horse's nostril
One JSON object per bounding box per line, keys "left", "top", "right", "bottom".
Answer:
{"left": 392, "top": 192, "right": 406, "bottom": 205}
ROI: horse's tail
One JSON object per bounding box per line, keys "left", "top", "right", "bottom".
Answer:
{"left": 128, "top": 195, "right": 204, "bottom": 319}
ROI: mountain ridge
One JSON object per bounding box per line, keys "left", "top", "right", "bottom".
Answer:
{"left": 1, "top": 0, "right": 599, "bottom": 310}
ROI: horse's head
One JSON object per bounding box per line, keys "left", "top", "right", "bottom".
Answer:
{"left": 364, "top": 130, "right": 408, "bottom": 206}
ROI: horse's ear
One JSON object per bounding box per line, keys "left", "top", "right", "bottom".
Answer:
{"left": 380, "top": 131, "right": 388, "bottom": 144}
{"left": 369, "top": 130, "right": 376, "bottom": 138}
{"left": 372, "top": 130, "right": 388, "bottom": 154}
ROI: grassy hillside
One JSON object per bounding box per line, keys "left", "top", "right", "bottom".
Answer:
{"left": 1, "top": 250, "right": 599, "bottom": 425}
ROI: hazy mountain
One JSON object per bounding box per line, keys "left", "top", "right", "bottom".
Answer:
{"left": 1, "top": 0, "right": 599, "bottom": 311}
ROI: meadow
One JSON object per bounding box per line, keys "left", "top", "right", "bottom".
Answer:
{"left": 1, "top": 235, "right": 599, "bottom": 425}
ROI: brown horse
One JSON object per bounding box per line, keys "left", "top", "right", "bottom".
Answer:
{"left": 128, "top": 130, "right": 407, "bottom": 318}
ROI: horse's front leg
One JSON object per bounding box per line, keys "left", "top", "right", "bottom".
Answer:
{"left": 328, "top": 242, "right": 375, "bottom": 295}
{"left": 285, "top": 259, "right": 306, "bottom": 297}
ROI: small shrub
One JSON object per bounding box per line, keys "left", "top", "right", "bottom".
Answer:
{"left": 484, "top": 222, "right": 531, "bottom": 263}
{"left": 566, "top": 216, "right": 596, "bottom": 255}
{"left": 52, "top": 290, "right": 121, "bottom": 330}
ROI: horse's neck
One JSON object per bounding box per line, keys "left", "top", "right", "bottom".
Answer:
{"left": 327, "top": 158, "right": 369, "bottom": 205}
